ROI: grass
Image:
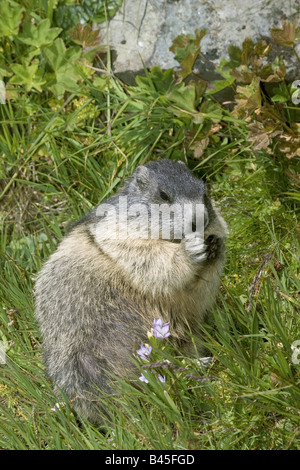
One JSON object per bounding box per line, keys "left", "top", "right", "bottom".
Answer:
{"left": 0, "top": 65, "right": 300, "bottom": 450}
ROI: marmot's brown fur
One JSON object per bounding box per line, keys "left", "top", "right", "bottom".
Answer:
{"left": 35, "top": 159, "right": 227, "bottom": 423}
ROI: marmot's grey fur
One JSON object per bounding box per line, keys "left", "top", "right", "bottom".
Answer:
{"left": 35, "top": 159, "right": 227, "bottom": 423}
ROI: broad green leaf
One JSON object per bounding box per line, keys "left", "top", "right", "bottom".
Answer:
{"left": 18, "top": 19, "right": 62, "bottom": 47}
{"left": 0, "top": 66, "right": 11, "bottom": 79}
{"left": 271, "top": 84, "right": 290, "bottom": 103}
{"left": 199, "top": 100, "right": 223, "bottom": 123}
{"left": 53, "top": 0, "right": 122, "bottom": 28}
{"left": 10, "top": 60, "right": 46, "bottom": 92}
{"left": 148, "top": 67, "right": 174, "bottom": 94}
{"left": 43, "top": 39, "right": 82, "bottom": 97}
{"left": 168, "top": 83, "right": 197, "bottom": 113}
{"left": 135, "top": 67, "right": 174, "bottom": 95}
{"left": 43, "top": 38, "right": 68, "bottom": 70}
{"left": 45, "top": 0, "right": 59, "bottom": 20}
{"left": 0, "top": 1, "right": 24, "bottom": 37}
{"left": 271, "top": 94, "right": 289, "bottom": 103}
{"left": 56, "top": 69, "right": 80, "bottom": 91}
{"left": 48, "top": 82, "right": 65, "bottom": 99}
{"left": 43, "top": 38, "right": 81, "bottom": 71}
{"left": 227, "top": 45, "right": 242, "bottom": 67}
{"left": 170, "top": 29, "right": 207, "bottom": 80}
{"left": 206, "top": 77, "right": 235, "bottom": 95}
{"left": 241, "top": 37, "right": 256, "bottom": 65}
{"left": 65, "top": 45, "right": 82, "bottom": 63}
{"left": 216, "top": 57, "right": 236, "bottom": 79}
{"left": 53, "top": 4, "right": 89, "bottom": 30}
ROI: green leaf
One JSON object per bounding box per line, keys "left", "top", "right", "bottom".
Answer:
{"left": 44, "top": 0, "right": 59, "bottom": 21}
{"left": 10, "top": 60, "right": 46, "bottom": 92}
{"left": 167, "top": 83, "right": 197, "bottom": 113}
{"left": 53, "top": 0, "right": 122, "bottom": 30}
{"left": 206, "top": 77, "right": 235, "bottom": 95}
{"left": 254, "top": 40, "right": 272, "bottom": 57}
{"left": 0, "top": 0, "right": 24, "bottom": 37}
{"left": 170, "top": 29, "right": 207, "bottom": 80}
{"left": 168, "top": 82, "right": 221, "bottom": 124}
{"left": 56, "top": 69, "right": 80, "bottom": 91}
{"left": 271, "top": 84, "right": 289, "bottom": 103}
{"left": 18, "top": 19, "right": 62, "bottom": 48}
{"left": 227, "top": 45, "right": 242, "bottom": 67}
{"left": 43, "top": 38, "right": 81, "bottom": 71}
{"left": 135, "top": 67, "right": 175, "bottom": 95}
{"left": 48, "top": 82, "right": 67, "bottom": 99}
{"left": 261, "top": 57, "right": 286, "bottom": 83}
{"left": 42, "top": 37, "right": 67, "bottom": 70}
{"left": 241, "top": 37, "right": 256, "bottom": 65}
{"left": 148, "top": 67, "right": 175, "bottom": 94}
{"left": 0, "top": 66, "right": 12, "bottom": 79}
{"left": 42, "top": 38, "right": 82, "bottom": 97}
{"left": 271, "top": 94, "right": 288, "bottom": 103}
{"left": 53, "top": 4, "right": 89, "bottom": 31}
{"left": 199, "top": 100, "right": 223, "bottom": 123}
{"left": 84, "top": 0, "right": 122, "bottom": 23}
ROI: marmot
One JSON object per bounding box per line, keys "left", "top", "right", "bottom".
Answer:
{"left": 35, "top": 159, "right": 227, "bottom": 423}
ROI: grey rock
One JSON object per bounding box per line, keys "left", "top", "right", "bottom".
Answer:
{"left": 100, "top": 0, "right": 300, "bottom": 82}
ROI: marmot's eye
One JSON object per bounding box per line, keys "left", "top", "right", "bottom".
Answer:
{"left": 160, "top": 190, "right": 171, "bottom": 202}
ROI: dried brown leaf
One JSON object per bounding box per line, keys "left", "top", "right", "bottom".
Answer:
{"left": 270, "top": 19, "right": 299, "bottom": 47}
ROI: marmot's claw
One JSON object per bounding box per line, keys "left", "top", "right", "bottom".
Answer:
{"left": 184, "top": 234, "right": 224, "bottom": 263}
{"left": 205, "top": 235, "right": 224, "bottom": 261}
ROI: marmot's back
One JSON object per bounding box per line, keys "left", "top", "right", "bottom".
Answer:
{"left": 35, "top": 159, "right": 227, "bottom": 424}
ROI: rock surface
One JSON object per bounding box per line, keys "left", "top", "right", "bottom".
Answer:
{"left": 100, "top": 0, "right": 300, "bottom": 81}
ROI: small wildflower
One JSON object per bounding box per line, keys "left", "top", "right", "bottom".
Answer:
{"left": 153, "top": 318, "right": 170, "bottom": 339}
{"left": 136, "top": 343, "right": 152, "bottom": 360}
{"left": 157, "top": 374, "right": 166, "bottom": 383}
{"left": 196, "top": 357, "right": 213, "bottom": 369}
{"left": 51, "top": 402, "right": 64, "bottom": 412}
{"left": 139, "top": 373, "right": 149, "bottom": 384}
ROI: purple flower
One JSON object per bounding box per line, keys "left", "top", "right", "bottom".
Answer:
{"left": 139, "top": 373, "right": 149, "bottom": 384}
{"left": 136, "top": 343, "right": 152, "bottom": 360}
{"left": 157, "top": 374, "right": 166, "bottom": 383}
{"left": 153, "top": 319, "right": 170, "bottom": 339}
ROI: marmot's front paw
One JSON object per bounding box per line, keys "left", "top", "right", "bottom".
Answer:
{"left": 183, "top": 234, "right": 224, "bottom": 264}
{"left": 183, "top": 235, "right": 207, "bottom": 264}
{"left": 205, "top": 235, "right": 224, "bottom": 261}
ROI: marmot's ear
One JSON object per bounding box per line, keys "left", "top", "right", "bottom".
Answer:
{"left": 135, "top": 165, "right": 149, "bottom": 188}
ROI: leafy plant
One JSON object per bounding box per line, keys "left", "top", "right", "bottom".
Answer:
{"left": 0, "top": 0, "right": 118, "bottom": 99}
{"left": 169, "top": 23, "right": 300, "bottom": 184}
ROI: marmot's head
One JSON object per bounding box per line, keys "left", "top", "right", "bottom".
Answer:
{"left": 96, "top": 159, "right": 217, "bottom": 242}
